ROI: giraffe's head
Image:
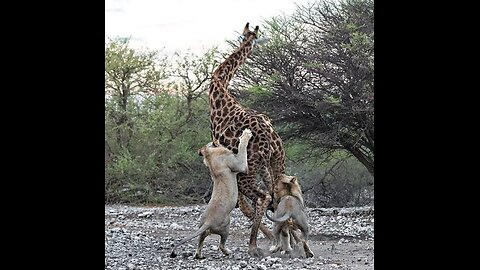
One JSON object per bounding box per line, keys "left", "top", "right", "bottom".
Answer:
{"left": 238, "top": 22, "right": 259, "bottom": 45}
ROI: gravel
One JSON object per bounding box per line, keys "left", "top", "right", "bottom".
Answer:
{"left": 105, "top": 204, "right": 374, "bottom": 270}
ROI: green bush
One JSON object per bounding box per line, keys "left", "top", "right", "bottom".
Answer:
{"left": 105, "top": 93, "right": 212, "bottom": 205}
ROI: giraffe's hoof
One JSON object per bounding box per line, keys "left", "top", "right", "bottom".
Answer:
{"left": 193, "top": 254, "right": 205, "bottom": 260}
{"left": 248, "top": 247, "right": 264, "bottom": 258}
{"left": 305, "top": 249, "right": 314, "bottom": 258}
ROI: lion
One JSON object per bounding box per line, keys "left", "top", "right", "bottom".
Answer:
{"left": 170, "top": 128, "right": 253, "bottom": 259}
{"left": 266, "top": 174, "right": 314, "bottom": 258}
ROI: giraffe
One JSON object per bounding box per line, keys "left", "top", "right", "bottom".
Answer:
{"left": 208, "top": 22, "right": 286, "bottom": 257}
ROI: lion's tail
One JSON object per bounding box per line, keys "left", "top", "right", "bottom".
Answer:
{"left": 170, "top": 223, "right": 209, "bottom": 258}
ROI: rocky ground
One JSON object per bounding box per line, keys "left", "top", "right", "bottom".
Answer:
{"left": 105, "top": 204, "right": 374, "bottom": 270}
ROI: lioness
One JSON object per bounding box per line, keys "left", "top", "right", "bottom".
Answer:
{"left": 170, "top": 128, "right": 253, "bottom": 259}
{"left": 266, "top": 175, "right": 314, "bottom": 258}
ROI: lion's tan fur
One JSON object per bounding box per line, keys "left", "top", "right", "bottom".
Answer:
{"left": 170, "top": 129, "right": 252, "bottom": 259}
{"left": 267, "top": 175, "right": 314, "bottom": 258}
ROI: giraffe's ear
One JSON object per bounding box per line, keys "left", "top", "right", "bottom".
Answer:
{"left": 253, "top": 26, "right": 259, "bottom": 35}
{"left": 243, "top": 23, "right": 250, "bottom": 35}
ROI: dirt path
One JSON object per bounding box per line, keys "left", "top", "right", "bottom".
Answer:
{"left": 105, "top": 204, "right": 374, "bottom": 270}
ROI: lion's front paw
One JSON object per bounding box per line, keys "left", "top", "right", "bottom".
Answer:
{"left": 240, "top": 128, "right": 253, "bottom": 140}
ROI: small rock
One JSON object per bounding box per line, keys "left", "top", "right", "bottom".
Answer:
{"left": 264, "top": 256, "right": 281, "bottom": 265}
{"left": 304, "top": 258, "right": 314, "bottom": 265}
{"left": 256, "top": 263, "right": 267, "bottom": 270}
{"left": 169, "top": 222, "right": 184, "bottom": 230}
{"left": 182, "top": 251, "right": 193, "bottom": 258}
{"left": 138, "top": 211, "right": 153, "bottom": 218}
{"left": 239, "top": 261, "right": 248, "bottom": 268}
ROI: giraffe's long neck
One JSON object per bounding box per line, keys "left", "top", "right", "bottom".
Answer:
{"left": 209, "top": 41, "right": 254, "bottom": 97}
{"left": 209, "top": 40, "right": 255, "bottom": 140}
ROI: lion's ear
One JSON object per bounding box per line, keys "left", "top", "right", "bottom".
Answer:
{"left": 291, "top": 176, "right": 297, "bottom": 184}
{"left": 198, "top": 145, "right": 206, "bottom": 156}
{"left": 281, "top": 175, "right": 295, "bottom": 184}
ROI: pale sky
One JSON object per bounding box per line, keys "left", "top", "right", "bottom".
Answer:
{"left": 105, "top": 0, "right": 308, "bottom": 55}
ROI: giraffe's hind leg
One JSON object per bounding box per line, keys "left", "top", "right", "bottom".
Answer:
{"left": 238, "top": 193, "right": 274, "bottom": 241}
{"left": 238, "top": 173, "right": 272, "bottom": 257}
{"left": 259, "top": 165, "right": 274, "bottom": 197}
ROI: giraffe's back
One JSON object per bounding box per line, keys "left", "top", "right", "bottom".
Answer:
{"left": 211, "top": 105, "right": 285, "bottom": 178}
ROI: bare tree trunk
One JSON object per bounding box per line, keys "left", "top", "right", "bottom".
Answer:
{"left": 343, "top": 144, "right": 374, "bottom": 176}
{"left": 115, "top": 84, "right": 132, "bottom": 147}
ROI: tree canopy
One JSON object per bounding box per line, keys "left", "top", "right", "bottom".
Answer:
{"left": 234, "top": 0, "right": 374, "bottom": 176}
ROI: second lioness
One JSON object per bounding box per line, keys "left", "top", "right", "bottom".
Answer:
{"left": 170, "top": 128, "right": 253, "bottom": 259}
{"left": 267, "top": 175, "right": 314, "bottom": 258}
